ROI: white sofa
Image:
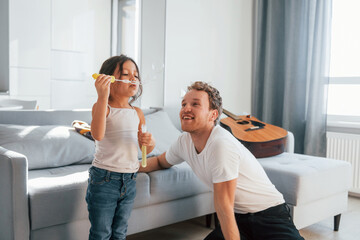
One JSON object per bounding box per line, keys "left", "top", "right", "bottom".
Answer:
{"left": 0, "top": 109, "right": 214, "bottom": 240}
{"left": 0, "top": 108, "right": 351, "bottom": 240}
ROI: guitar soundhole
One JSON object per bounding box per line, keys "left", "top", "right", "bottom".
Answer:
{"left": 237, "top": 120, "right": 249, "bottom": 125}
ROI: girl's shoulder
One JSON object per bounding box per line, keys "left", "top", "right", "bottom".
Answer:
{"left": 133, "top": 106, "right": 145, "bottom": 123}
{"left": 132, "top": 106, "right": 143, "bottom": 114}
{"left": 92, "top": 102, "right": 110, "bottom": 117}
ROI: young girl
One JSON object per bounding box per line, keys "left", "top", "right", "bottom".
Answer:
{"left": 86, "top": 55, "right": 155, "bottom": 240}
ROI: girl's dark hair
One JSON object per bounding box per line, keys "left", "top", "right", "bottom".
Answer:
{"left": 187, "top": 81, "right": 223, "bottom": 125}
{"left": 99, "top": 54, "right": 142, "bottom": 104}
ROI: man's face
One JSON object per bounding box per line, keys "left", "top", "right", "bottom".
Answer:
{"left": 179, "top": 89, "right": 217, "bottom": 133}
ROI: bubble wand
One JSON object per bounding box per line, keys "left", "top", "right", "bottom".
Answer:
{"left": 141, "top": 124, "right": 147, "bottom": 168}
{"left": 92, "top": 73, "right": 141, "bottom": 85}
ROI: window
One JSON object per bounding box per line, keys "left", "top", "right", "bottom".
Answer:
{"left": 112, "top": 0, "right": 140, "bottom": 62}
{"left": 327, "top": 0, "right": 360, "bottom": 126}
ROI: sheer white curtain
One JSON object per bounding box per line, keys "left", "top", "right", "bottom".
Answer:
{"left": 252, "top": 0, "right": 332, "bottom": 156}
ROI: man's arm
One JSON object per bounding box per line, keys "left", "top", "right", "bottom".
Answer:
{"left": 139, "top": 152, "right": 173, "bottom": 172}
{"left": 213, "top": 179, "right": 240, "bottom": 240}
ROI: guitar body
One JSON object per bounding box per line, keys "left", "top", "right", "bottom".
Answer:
{"left": 220, "top": 115, "right": 288, "bottom": 158}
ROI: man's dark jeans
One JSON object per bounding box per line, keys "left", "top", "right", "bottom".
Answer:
{"left": 204, "top": 203, "right": 304, "bottom": 240}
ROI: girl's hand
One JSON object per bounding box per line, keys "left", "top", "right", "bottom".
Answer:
{"left": 138, "top": 131, "right": 155, "bottom": 148}
{"left": 94, "top": 74, "right": 112, "bottom": 99}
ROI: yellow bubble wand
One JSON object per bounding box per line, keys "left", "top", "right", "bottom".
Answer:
{"left": 141, "top": 124, "right": 147, "bottom": 168}
{"left": 92, "top": 73, "right": 141, "bottom": 85}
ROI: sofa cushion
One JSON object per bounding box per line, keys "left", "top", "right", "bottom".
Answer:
{"left": 28, "top": 164, "right": 91, "bottom": 230}
{"left": 133, "top": 173, "right": 151, "bottom": 208}
{"left": 258, "top": 152, "right": 351, "bottom": 205}
{"left": 148, "top": 162, "right": 211, "bottom": 205}
{"left": 27, "top": 162, "right": 210, "bottom": 230}
{"left": 0, "top": 124, "right": 95, "bottom": 170}
{"left": 28, "top": 165, "right": 153, "bottom": 230}
{"left": 138, "top": 110, "right": 181, "bottom": 158}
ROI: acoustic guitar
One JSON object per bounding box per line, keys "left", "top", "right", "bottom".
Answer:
{"left": 220, "top": 109, "right": 288, "bottom": 158}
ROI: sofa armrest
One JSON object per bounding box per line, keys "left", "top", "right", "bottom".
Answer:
{"left": 285, "top": 131, "right": 295, "bottom": 153}
{"left": 0, "top": 147, "right": 30, "bottom": 240}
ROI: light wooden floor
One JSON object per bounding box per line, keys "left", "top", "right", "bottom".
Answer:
{"left": 127, "top": 196, "right": 360, "bottom": 240}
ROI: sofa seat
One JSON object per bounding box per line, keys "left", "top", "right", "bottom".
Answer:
{"left": 258, "top": 152, "right": 351, "bottom": 229}
{"left": 28, "top": 164, "right": 91, "bottom": 231}
{"left": 28, "top": 162, "right": 210, "bottom": 232}
{"left": 147, "top": 162, "right": 210, "bottom": 205}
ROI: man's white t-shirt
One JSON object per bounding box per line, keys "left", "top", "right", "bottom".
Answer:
{"left": 166, "top": 125, "right": 285, "bottom": 214}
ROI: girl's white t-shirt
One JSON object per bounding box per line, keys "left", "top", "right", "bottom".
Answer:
{"left": 166, "top": 125, "right": 285, "bottom": 214}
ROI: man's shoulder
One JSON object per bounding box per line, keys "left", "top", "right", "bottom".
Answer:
{"left": 178, "top": 131, "right": 191, "bottom": 140}
{"left": 213, "top": 124, "right": 235, "bottom": 136}
{"left": 210, "top": 126, "right": 237, "bottom": 145}
{"left": 174, "top": 131, "right": 192, "bottom": 148}
{"left": 208, "top": 126, "right": 251, "bottom": 157}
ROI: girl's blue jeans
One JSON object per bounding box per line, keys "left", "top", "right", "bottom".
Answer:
{"left": 86, "top": 166, "right": 137, "bottom": 240}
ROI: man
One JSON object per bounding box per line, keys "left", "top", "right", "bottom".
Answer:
{"left": 140, "top": 81, "right": 304, "bottom": 240}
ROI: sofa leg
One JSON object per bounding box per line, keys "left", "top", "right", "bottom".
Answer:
{"left": 214, "top": 213, "right": 219, "bottom": 227}
{"left": 206, "top": 214, "right": 212, "bottom": 228}
{"left": 334, "top": 214, "right": 341, "bottom": 231}
{"left": 205, "top": 213, "right": 220, "bottom": 228}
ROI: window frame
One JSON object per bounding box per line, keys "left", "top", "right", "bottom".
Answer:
{"left": 327, "top": 77, "right": 360, "bottom": 131}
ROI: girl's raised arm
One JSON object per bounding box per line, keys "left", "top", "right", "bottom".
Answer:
{"left": 91, "top": 74, "right": 112, "bottom": 141}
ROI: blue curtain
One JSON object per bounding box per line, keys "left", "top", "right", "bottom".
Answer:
{"left": 252, "top": 0, "right": 332, "bottom": 156}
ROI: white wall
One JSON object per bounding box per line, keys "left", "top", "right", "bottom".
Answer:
{"left": 9, "top": 0, "right": 51, "bottom": 108}
{"left": 164, "top": 0, "right": 253, "bottom": 115}
{"left": 50, "top": 0, "right": 111, "bottom": 109}
{"left": 2, "top": 0, "right": 253, "bottom": 112}
{"left": 2, "top": 0, "right": 111, "bottom": 109}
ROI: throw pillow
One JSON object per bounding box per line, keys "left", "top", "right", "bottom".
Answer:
{"left": 0, "top": 124, "right": 95, "bottom": 170}
{"left": 138, "top": 110, "right": 181, "bottom": 158}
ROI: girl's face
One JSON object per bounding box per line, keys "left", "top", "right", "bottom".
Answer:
{"left": 111, "top": 60, "right": 140, "bottom": 98}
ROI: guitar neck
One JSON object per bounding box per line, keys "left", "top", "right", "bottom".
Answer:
{"left": 222, "top": 108, "right": 242, "bottom": 121}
